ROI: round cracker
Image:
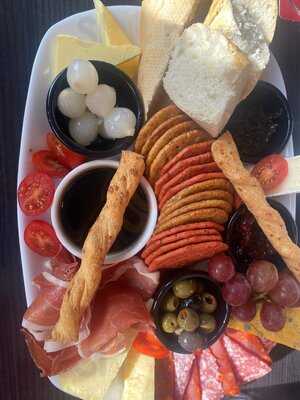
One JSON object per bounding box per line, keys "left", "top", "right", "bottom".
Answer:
{"left": 146, "top": 120, "right": 198, "bottom": 171}
{"left": 163, "top": 178, "right": 233, "bottom": 209}
{"left": 134, "top": 104, "right": 182, "bottom": 153}
{"left": 158, "top": 162, "right": 220, "bottom": 201}
{"left": 144, "top": 234, "right": 222, "bottom": 266}
{"left": 140, "top": 114, "right": 188, "bottom": 157}
{"left": 142, "top": 229, "right": 222, "bottom": 259}
{"left": 158, "top": 199, "right": 233, "bottom": 225}
{"left": 155, "top": 208, "right": 229, "bottom": 234}
{"left": 149, "top": 129, "right": 211, "bottom": 184}
{"left": 160, "top": 190, "right": 234, "bottom": 220}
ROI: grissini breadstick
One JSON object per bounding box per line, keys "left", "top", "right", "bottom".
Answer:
{"left": 52, "top": 151, "right": 145, "bottom": 343}
{"left": 212, "top": 132, "right": 300, "bottom": 282}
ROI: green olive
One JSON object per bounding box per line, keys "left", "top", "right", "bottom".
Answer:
{"left": 163, "top": 293, "right": 180, "bottom": 312}
{"left": 161, "top": 312, "right": 178, "bottom": 333}
{"left": 198, "top": 313, "right": 217, "bottom": 333}
{"left": 177, "top": 308, "right": 200, "bottom": 332}
{"left": 173, "top": 279, "right": 197, "bottom": 299}
{"left": 200, "top": 293, "right": 218, "bottom": 313}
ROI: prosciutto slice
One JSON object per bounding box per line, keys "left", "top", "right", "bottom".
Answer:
{"left": 101, "top": 257, "right": 160, "bottom": 300}
{"left": 79, "top": 283, "right": 151, "bottom": 358}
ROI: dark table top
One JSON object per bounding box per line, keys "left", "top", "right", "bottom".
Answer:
{"left": 1, "top": 1, "right": 300, "bottom": 399}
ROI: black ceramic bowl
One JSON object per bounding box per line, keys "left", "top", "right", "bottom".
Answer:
{"left": 151, "top": 271, "right": 230, "bottom": 354}
{"left": 46, "top": 60, "right": 145, "bottom": 159}
{"left": 226, "top": 81, "right": 293, "bottom": 164}
{"left": 226, "top": 199, "right": 298, "bottom": 272}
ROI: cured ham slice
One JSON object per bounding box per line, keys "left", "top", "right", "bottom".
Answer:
{"left": 155, "top": 353, "right": 175, "bottom": 400}
{"left": 210, "top": 338, "right": 240, "bottom": 396}
{"left": 226, "top": 328, "right": 271, "bottom": 365}
{"left": 173, "top": 352, "right": 195, "bottom": 400}
{"left": 183, "top": 358, "right": 202, "bottom": 400}
{"left": 49, "top": 247, "right": 79, "bottom": 281}
{"left": 198, "top": 349, "right": 224, "bottom": 400}
{"left": 21, "top": 329, "right": 81, "bottom": 377}
{"left": 78, "top": 283, "right": 152, "bottom": 358}
{"left": 222, "top": 335, "right": 271, "bottom": 384}
{"left": 101, "top": 257, "right": 160, "bottom": 300}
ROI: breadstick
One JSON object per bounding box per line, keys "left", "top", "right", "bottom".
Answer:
{"left": 212, "top": 132, "right": 300, "bottom": 282}
{"left": 52, "top": 151, "right": 145, "bottom": 343}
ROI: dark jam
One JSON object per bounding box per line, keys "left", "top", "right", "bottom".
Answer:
{"left": 60, "top": 168, "right": 148, "bottom": 252}
{"left": 230, "top": 207, "right": 279, "bottom": 271}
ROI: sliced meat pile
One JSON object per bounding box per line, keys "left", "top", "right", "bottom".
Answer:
{"left": 156, "top": 328, "right": 272, "bottom": 400}
{"left": 21, "top": 255, "right": 159, "bottom": 376}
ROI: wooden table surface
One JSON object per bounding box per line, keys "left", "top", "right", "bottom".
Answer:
{"left": 1, "top": 1, "right": 300, "bottom": 399}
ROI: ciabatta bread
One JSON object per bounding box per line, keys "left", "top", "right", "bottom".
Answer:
{"left": 137, "top": 0, "right": 206, "bottom": 116}
{"left": 163, "top": 23, "right": 250, "bottom": 138}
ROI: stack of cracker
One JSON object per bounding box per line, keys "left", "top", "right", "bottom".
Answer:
{"left": 135, "top": 105, "right": 234, "bottom": 271}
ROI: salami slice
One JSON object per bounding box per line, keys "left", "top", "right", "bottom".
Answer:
{"left": 226, "top": 329, "right": 271, "bottom": 365}
{"left": 183, "top": 359, "right": 202, "bottom": 400}
{"left": 198, "top": 349, "right": 224, "bottom": 400}
{"left": 222, "top": 335, "right": 271, "bottom": 384}
{"left": 173, "top": 352, "right": 195, "bottom": 400}
{"left": 210, "top": 338, "right": 240, "bottom": 396}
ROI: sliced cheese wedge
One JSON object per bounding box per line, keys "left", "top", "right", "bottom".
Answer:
{"left": 93, "top": 0, "right": 132, "bottom": 45}
{"left": 52, "top": 35, "right": 140, "bottom": 78}
{"left": 59, "top": 350, "right": 129, "bottom": 400}
{"left": 121, "top": 348, "right": 154, "bottom": 400}
{"left": 267, "top": 156, "right": 300, "bottom": 197}
{"left": 229, "top": 304, "right": 300, "bottom": 351}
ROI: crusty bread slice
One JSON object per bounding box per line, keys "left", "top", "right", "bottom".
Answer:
{"left": 137, "top": 0, "right": 205, "bottom": 116}
{"left": 163, "top": 23, "right": 250, "bottom": 138}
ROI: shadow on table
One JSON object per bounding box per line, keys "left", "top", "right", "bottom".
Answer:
{"left": 224, "top": 382, "right": 300, "bottom": 400}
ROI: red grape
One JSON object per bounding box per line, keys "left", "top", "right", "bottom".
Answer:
{"left": 246, "top": 260, "right": 278, "bottom": 293}
{"left": 208, "top": 254, "right": 236, "bottom": 283}
{"left": 260, "top": 301, "right": 286, "bottom": 332}
{"left": 231, "top": 301, "right": 257, "bottom": 322}
{"left": 222, "top": 273, "right": 252, "bottom": 306}
{"left": 269, "top": 271, "right": 300, "bottom": 307}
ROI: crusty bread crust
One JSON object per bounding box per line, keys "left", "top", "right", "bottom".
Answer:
{"left": 52, "top": 151, "right": 145, "bottom": 343}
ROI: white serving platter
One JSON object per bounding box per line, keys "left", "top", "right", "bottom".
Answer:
{"left": 17, "top": 5, "right": 296, "bottom": 397}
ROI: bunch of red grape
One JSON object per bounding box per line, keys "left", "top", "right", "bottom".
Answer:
{"left": 208, "top": 254, "right": 300, "bottom": 332}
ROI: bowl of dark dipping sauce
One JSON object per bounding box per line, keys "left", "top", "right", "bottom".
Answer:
{"left": 152, "top": 272, "right": 230, "bottom": 354}
{"left": 51, "top": 160, "right": 157, "bottom": 264}
{"left": 226, "top": 81, "right": 293, "bottom": 164}
{"left": 226, "top": 199, "right": 298, "bottom": 272}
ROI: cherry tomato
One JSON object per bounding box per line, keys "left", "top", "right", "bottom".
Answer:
{"left": 18, "top": 172, "right": 55, "bottom": 216}
{"left": 251, "top": 154, "right": 288, "bottom": 192}
{"left": 32, "top": 150, "right": 69, "bottom": 178}
{"left": 47, "top": 132, "right": 85, "bottom": 169}
{"left": 133, "top": 330, "right": 169, "bottom": 359}
{"left": 24, "top": 220, "right": 61, "bottom": 257}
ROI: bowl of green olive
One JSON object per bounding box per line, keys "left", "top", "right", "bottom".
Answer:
{"left": 151, "top": 272, "right": 230, "bottom": 353}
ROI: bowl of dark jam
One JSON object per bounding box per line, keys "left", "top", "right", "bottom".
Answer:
{"left": 226, "top": 199, "right": 298, "bottom": 272}
{"left": 226, "top": 81, "right": 293, "bottom": 164}
{"left": 152, "top": 271, "right": 230, "bottom": 354}
{"left": 51, "top": 160, "right": 157, "bottom": 264}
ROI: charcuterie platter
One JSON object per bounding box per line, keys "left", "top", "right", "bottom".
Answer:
{"left": 17, "top": 1, "right": 300, "bottom": 400}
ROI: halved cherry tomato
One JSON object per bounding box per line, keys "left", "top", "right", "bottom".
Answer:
{"left": 47, "top": 132, "right": 85, "bottom": 169}
{"left": 32, "top": 150, "right": 69, "bottom": 178}
{"left": 24, "top": 220, "right": 61, "bottom": 257}
{"left": 251, "top": 154, "right": 288, "bottom": 192}
{"left": 133, "top": 330, "right": 170, "bottom": 359}
{"left": 18, "top": 172, "right": 55, "bottom": 216}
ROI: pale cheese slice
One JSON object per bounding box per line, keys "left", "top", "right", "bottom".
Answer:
{"left": 59, "top": 350, "right": 129, "bottom": 400}
{"left": 121, "top": 348, "right": 155, "bottom": 400}
{"left": 93, "top": 0, "right": 131, "bottom": 45}
{"left": 267, "top": 156, "right": 300, "bottom": 197}
{"left": 51, "top": 35, "right": 140, "bottom": 77}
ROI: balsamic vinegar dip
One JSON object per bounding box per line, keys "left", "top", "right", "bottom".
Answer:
{"left": 59, "top": 167, "right": 148, "bottom": 253}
